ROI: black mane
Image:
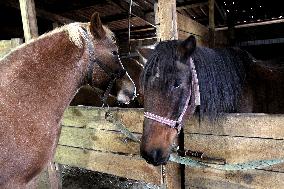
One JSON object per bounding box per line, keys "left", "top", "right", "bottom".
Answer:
{"left": 143, "top": 40, "right": 181, "bottom": 92}
{"left": 143, "top": 40, "right": 253, "bottom": 118}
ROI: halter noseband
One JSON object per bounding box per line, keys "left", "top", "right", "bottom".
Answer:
{"left": 144, "top": 57, "right": 200, "bottom": 133}
{"left": 82, "top": 26, "right": 126, "bottom": 105}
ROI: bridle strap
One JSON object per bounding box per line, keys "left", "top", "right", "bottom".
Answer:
{"left": 144, "top": 57, "right": 200, "bottom": 133}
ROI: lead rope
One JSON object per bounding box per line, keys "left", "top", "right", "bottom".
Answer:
{"left": 160, "top": 165, "right": 167, "bottom": 189}
{"left": 128, "top": 0, "right": 133, "bottom": 55}
{"left": 104, "top": 110, "right": 284, "bottom": 171}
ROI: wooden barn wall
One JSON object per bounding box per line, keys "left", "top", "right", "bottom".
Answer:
{"left": 51, "top": 107, "right": 284, "bottom": 189}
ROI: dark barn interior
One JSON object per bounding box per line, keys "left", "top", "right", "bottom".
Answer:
{"left": 0, "top": 0, "right": 283, "bottom": 59}
{"left": 0, "top": 0, "right": 284, "bottom": 188}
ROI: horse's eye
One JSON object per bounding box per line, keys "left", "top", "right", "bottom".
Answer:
{"left": 111, "top": 51, "right": 118, "bottom": 56}
{"left": 173, "top": 81, "right": 181, "bottom": 89}
{"left": 111, "top": 36, "right": 116, "bottom": 41}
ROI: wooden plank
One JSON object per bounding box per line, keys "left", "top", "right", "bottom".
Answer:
{"left": 58, "top": 126, "right": 140, "bottom": 155}
{"left": 54, "top": 145, "right": 161, "bottom": 185}
{"left": 0, "top": 38, "right": 23, "bottom": 58}
{"left": 177, "top": 13, "right": 208, "bottom": 46}
{"left": 154, "top": 2, "right": 160, "bottom": 41}
{"left": 62, "top": 107, "right": 284, "bottom": 140}
{"left": 184, "top": 114, "right": 284, "bottom": 139}
{"left": 185, "top": 166, "right": 284, "bottom": 189}
{"left": 19, "top": 0, "right": 38, "bottom": 41}
{"left": 164, "top": 163, "right": 182, "bottom": 189}
{"left": 208, "top": 0, "right": 215, "bottom": 47}
{"left": 157, "top": 0, "right": 178, "bottom": 40}
{"left": 184, "top": 134, "right": 284, "bottom": 164}
{"left": 62, "top": 107, "right": 144, "bottom": 133}
{"left": 60, "top": 108, "right": 182, "bottom": 188}
{"left": 36, "top": 163, "right": 62, "bottom": 189}
{"left": 177, "top": 2, "right": 208, "bottom": 11}
{"left": 216, "top": 19, "right": 284, "bottom": 31}
{"left": 58, "top": 107, "right": 284, "bottom": 188}
{"left": 4, "top": 0, "right": 74, "bottom": 24}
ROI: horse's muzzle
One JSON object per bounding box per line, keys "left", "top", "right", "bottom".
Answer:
{"left": 140, "top": 148, "right": 170, "bottom": 166}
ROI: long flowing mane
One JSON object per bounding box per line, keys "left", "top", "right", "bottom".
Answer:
{"left": 143, "top": 40, "right": 253, "bottom": 118}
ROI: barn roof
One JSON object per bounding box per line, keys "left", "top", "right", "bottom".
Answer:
{"left": 0, "top": 0, "right": 283, "bottom": 40}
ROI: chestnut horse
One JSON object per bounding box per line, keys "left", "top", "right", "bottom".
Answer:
{"left": 140, "top": 35, "right": 284, "bottom": 166}
{"left": 0, "top": 13, "right": 135, "bottom": 188}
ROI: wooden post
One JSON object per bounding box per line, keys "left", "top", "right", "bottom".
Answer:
{"left": 155, "top": 1, "right": 180, "bottom": 187}
{"left": 157, "top": 0, "right": 178, "bottom": 41}
{"left": 154, "top": 2, "right": 160, "bottom": 42}
{"left": 208, "top": 0, "right": 215, "bottom": 47}
{"left": 19, "top": 0, "right": 38, "bottom": 41}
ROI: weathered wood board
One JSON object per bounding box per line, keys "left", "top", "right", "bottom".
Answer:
{"left": 56, "top": 107, "right": 180, "bottom": 188}
{"left": 0, "top": 38, "right": 23, "bottom": 58}
{"left": 177, "top": 13, "right": 208, "bottom": 46}
{"left": 183, "top": 113, "right": 284, "bottom": 188}
{"left": 185, "top": 166, "right": 284, "bottom": 189}
{"left": 53, "top": 107, "right": 284, "bottom": 189}
{"left": 157, "top": 0, "right": 178, "bottom": 40}
{"left": 19, "top": 0, "right": 38, "bottom": 41}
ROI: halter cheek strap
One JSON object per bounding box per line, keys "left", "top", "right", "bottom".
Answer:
{"left": 144, "top": 57, "right": 200, "bottom": 133}
{"left": 81, "top": 26, "right": 126, "bottom": 105}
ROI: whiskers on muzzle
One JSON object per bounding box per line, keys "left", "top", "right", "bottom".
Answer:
{"left": 117, "top": 88, "right": 136, "bottom": 104}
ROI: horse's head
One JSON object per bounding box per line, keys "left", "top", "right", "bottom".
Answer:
{"left": 140, "top": 35, "right": 197, "bottom": 166}
{"left": 85, "top": 12, "right": 136, "bottom": 104}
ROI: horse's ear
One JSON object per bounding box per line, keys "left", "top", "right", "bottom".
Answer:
{"left": 90, "top": 12, "right": 106, "bottom": 39}
{"left": 179, "top": 35, "right": 196, "bottom": 59}
{"left": 136, "top": 47, "right": 154, "bottom": 65}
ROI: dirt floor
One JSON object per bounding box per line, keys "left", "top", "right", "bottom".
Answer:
{"left": 62, "top": 165, "right": 160, "bottom": 189}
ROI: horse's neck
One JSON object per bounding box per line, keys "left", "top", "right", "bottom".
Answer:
{"left": 0, "top": 31, "right": 88, "bottom": 118}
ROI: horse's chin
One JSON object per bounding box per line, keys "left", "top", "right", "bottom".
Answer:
{"left": 117, "top": 92, "right": 131, "bottom": 104}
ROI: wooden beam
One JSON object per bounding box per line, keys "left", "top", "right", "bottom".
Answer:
{"left": 154, "top": 2, "right": 160, "bottom": 41}
{"left": 186, "top": 165, "right": 284, "bottom": 189}
{"left": 208, "top": 0, "right": 215, "bottom": 47}
{"left": 237, "top": 38, "right": 284, "bottom": 46}
{"left": 216, "top": 19, "right": 284, "bottom": 30}
{"left": 184, "top": 114, "right": 284, "bottom": 139}
{"left": 215, "top": 1, "right": 226, "bottom": 22}
{"left": 3, "top": 0, "right": 74, "bottom": 24}
{"left": 55, "top": 145, "right": 162, "bottom": 185}
{"left": 177, "top": 13, "right": 208, "bottom": 46}
{"left": 36, "top": 9, "right": 74, "bottom": 24}
{"left": 111, "top": 0, "right": 155, "bottom": 27}
{"left": 157, "top": 0, "right": 178, "bottom": 40}
{"left": 19, "top": 0, "right": 38, "bottom": 41}
{"left": 177, "top": 1, "right": 207, "bottom": 11}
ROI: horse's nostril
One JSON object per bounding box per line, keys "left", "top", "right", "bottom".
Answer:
{"left": 141, "top": 148, "right": 166, "bottom": 166}
{"left": 151, "top": 149, "right": 162, "bottom": 163}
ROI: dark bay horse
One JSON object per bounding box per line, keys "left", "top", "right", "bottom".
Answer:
{"left": 70, "top": 58, "right": 144, "bottom": 107}
{"left": 0, "top": 13, "right": 135, "bottom": 188}
{"left": 140, "top": 35, "right": 284, "bottom": 166}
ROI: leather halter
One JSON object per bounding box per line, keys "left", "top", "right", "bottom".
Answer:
{"left": 81, "top": 27, "right": 126, "bottom": 105}
{"left": 144, "top": 57, "right": 200, "bottom": 133}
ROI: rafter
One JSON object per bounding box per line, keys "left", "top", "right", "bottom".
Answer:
{"left": 110, "top": 0, "right": 155, "bottom": 27}
{"left": 177, "top": 1, "right": 208, "bottom": 11}
{"left": 1, "top": 0, "right": 74, "bottom": 24}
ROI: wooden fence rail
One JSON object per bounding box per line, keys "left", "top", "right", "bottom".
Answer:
{"left": 44, "top": 106, "right": 284, "bottom": 189}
